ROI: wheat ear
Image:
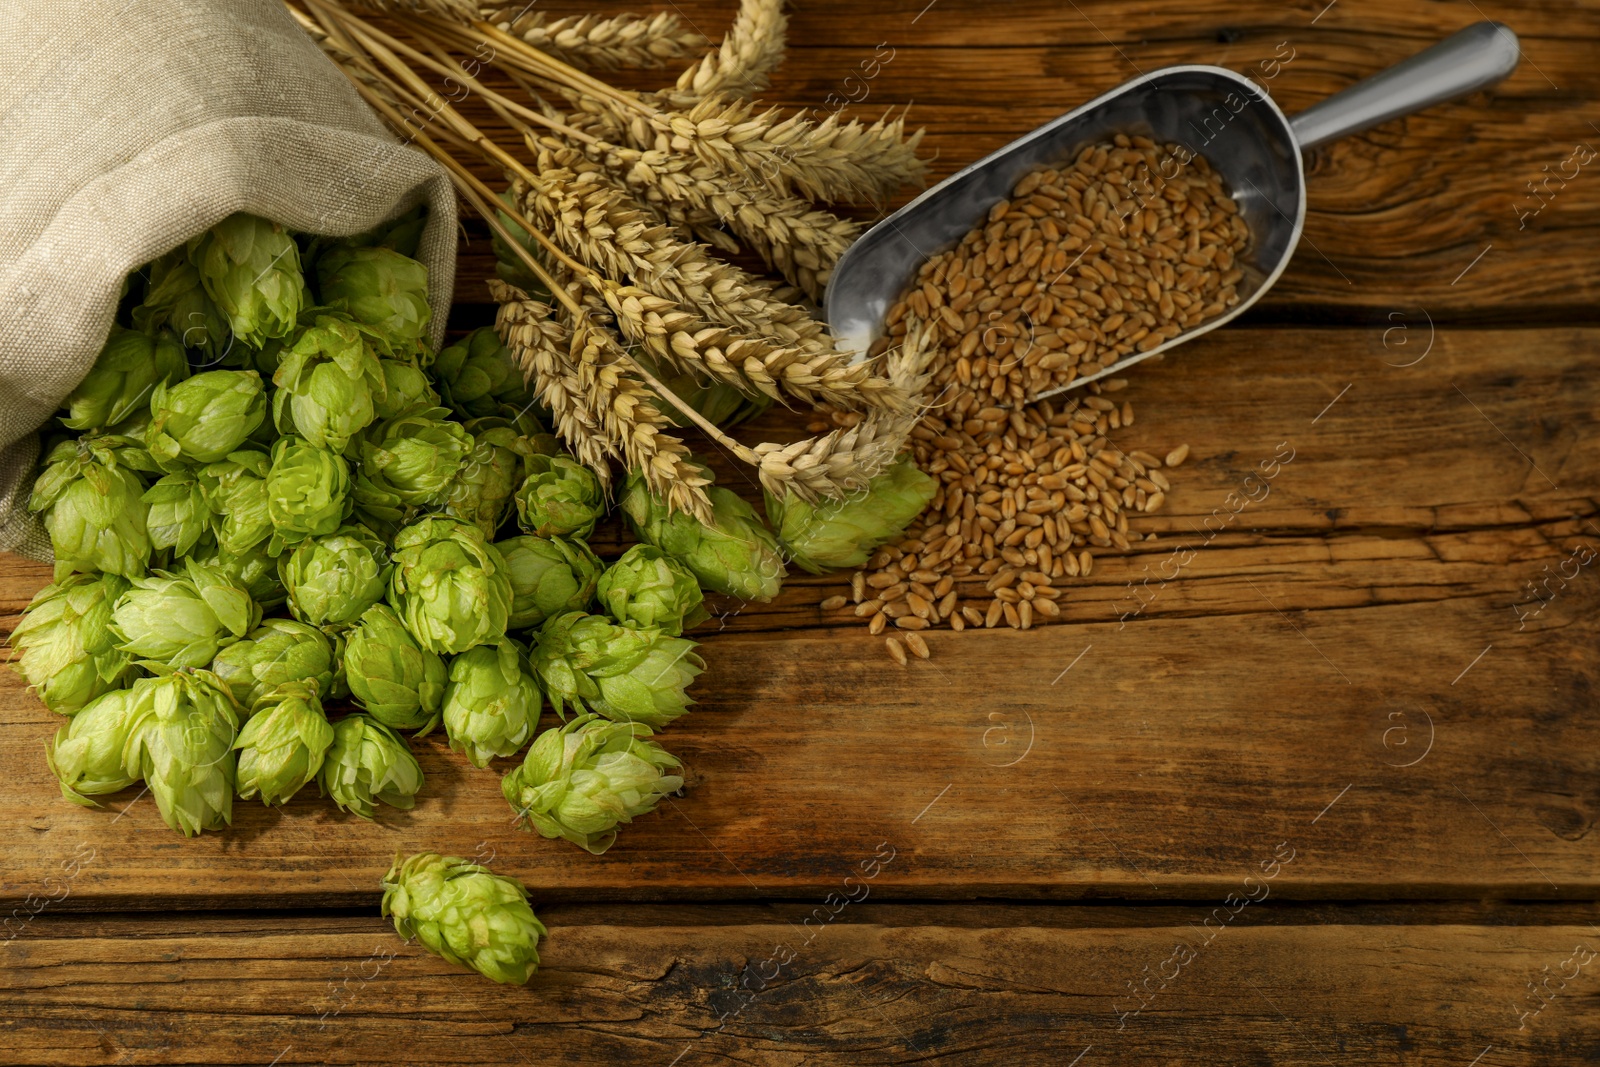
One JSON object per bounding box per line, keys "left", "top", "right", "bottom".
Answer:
{"left": 483, "top": 9, "right": 708, "bottom": 71}
{"left": 672, "top": 0, "right": 786, "bottom": 99}
{"left": 346, "top": 0, "right": 477, "bottom": 21}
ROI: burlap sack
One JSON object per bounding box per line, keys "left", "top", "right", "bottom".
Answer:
{"left": 0, "top": 0, "right": 458, "bottom": 561}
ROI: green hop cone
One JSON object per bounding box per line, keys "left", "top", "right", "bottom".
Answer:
{"left": 10, "top": 572, "right": 133, "bottom": 714}
{"left": 595, "top": 545, "right": 708, "bottom": 636}
{"left": 319, "top": 714, "right": 424, "bottom": 819}
{"left": 496, "top": 535, "right": 602, "bottom": 629}
{"left": 374, "top": 358, "right": 442, "bottom": 420}
{"left": 316, "top": 245, "right": 432, "bottom": 353}
{"left": 442, "top": 638, "right": 542, "bottom": 768}
{"left": 620, "top": 469, "right": 786, "bottom": 601}
{"left": 142, "top": 470, "right": 213, "bottom": 556}
{"left": 196, "top": 450, "right": 273, "bottom": 556}
{"left": 388, "top": 517, "right": 512, "bottom": 654}
{"left": 28, "top": 434, "right": 155, "bottom": 579}
{"left": 234, "top": 680, "right": 334, "bottom": 805}
{"left": 61, "top": 326, "right": 189, "bottom": 432}
{"left": 146, "top": 369, "right": 268, "bottom": 470}
{"left": 433, "top": 327, "right": 536, "bottom": 421}
{"left": 122, "top": 668, "right": 241, "bottom": 837}
{"left": 530, "top": 611, "right": 703, "bottom": 729}
{"left": 342, "top": 604, "right": 447, "bottom": 732}
{"left": 192, "top": 213, "right": 308, "bottom": 347}
{"left": 132, "top": 251, "right": 232, "bottom": 364}
{"left": 266, "top": 436, "right": 352, "bottom": 551}
{"left": 502, "top": 714, "right": 683, "bottom": 855}
{"left": 514, "top": 454, "right": 604, "bottom": 539}
{"left": 109, "top": 558, "right": 260, "bottom": 669}
{"left": 351, "top": 409, "right": 473, "bottom": 526}
{"left": 47, "top": 688, "right": 141, "bottom": 805}
{"left": 381, "top": 851, "right": 546, "bottom": 985}
{"left": 765, "top": 454, "right": 936, "bottom": 574}
{"left": 443, "top": 418, "right": 537, "bottom": 540}
{"left": 198, "top": 541, "right": 286, "bottom": 610}
{"left": 270, "top": 315, "right": 386, "bottom": 452}
{"left": 210, "top": 618, "right": 336, "bottom": 710}
{"left": 279, "top": 525, "right": 391, "bottom": 629}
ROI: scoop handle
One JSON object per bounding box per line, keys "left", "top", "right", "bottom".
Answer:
{"left": 1289, "top": 22, "right": 1519, "bottom": 151}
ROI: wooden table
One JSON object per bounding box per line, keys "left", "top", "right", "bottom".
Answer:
{"left": 6, "top": 2, "right": 1600, "bottom": 1063}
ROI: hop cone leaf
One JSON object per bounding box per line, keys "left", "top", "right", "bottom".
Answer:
{"left": 28, "top": 434, "right": 155, "bottom": 579}
{"left": 133, "top": 251, "right": 232, "bottom": 364}
{"left": 109, "top": 558, "right": 259, "bottom": 669}
{"left": 315, "top": 245, "right": 431, "bottom": 352}
{"left": 61, "top": 326, "right": 188, "bottom": 432}
{"left": 198, "top": 540, "right": 286, "bottom": 611}
{"left": 620, "top": 469, "right": 786, "bottom": 601}
{"left": 595, "top": 545, "right": 708, "bottom": 636}
{"left": 265, "top": 436, "right": 352, "bottom": 552}
{"left": 319, "top": 714, "right": 424, "bottom": 819}
{"left": 234, "top": 680, "right": 334, "bottom": 805}
{"left": 514, "top": 454, "right": 604, "bottom": 539}
{"left": 142, "top": 470, "right": 214, "bottom": 556}
{"left": 388, "top": 517, "right": 512, "bottom": 654}
{"left": 352, "top": 409, "right": 473, "bottom": 526}
{"left": 443, "top": 418, "right": 537, "bottom": 541}
{"left": 766, "top": 454, "right": 936, "bottom": 574}
{"left": 381, "top": 851, "right": 546, "bottom": 985}
{"left": 270, "top": 315, "right": 386, "bottom": 452}
{"left": 433, "top": 327, "right": 537, "bottom": 422}
{"left": 122, "top": 668, "right": 241, "bottom": 836}
{"left": 196, "top": 450, "right": 273, "bottom": 556}
{"left": 530, "top": 611, "right": 703, "bottom": 729}
{"left": 11, "top": 572, "right": 133, "bottom": 714}
{"left": 146, "top": 369, "right": 268, "bottom": 471}
{"left": 442, "top": 638, "right": 541, "bottom": 768}
{"left": 192, "top": 214, "right": 308, "bottom": 347}
{"left": 342, "top": 604, "right": 447, "bottom": 732}
{"left": 279, "top": 525, "right": 391, "bottom": 628}
{"left": 210, "top": 618, "right": 336, "bottom": 711}
{"left": 47, "top": 688, "right": 141, "bottom": 805}
{"left": 502, "top": 714, "right": 683, "bottom": 855}
{"left": 496, "top": 535, "right": 602, "bottom": 629}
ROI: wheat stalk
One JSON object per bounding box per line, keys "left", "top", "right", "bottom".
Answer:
{"left": 672, "top": 0, "right": 786, "bottom": 99}
{"left": 347, "top": 0, "right": 477, "bottom": 20}
{"left": 483, "top": 9, "right": 708, "bottom": 71}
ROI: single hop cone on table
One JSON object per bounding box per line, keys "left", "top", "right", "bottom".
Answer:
{"left": 108, "top": 558, "right": 260, "bottom": 670}
{"left": 10, "top": 572, "right": 133, "bottom": 714}
{"left": 234, "top": 680, "right": 335, "bottom": 806}
{"left": 432, "top": 326, "right": 539, "bottom": 422}
{"left": 342, "top": 604, "right": 448, "bottom": 733}
{"left": 315, "top": 244, "right": 432, "bottom": 354}
{"left": 441, "top": 638, "right": 542, "bottom": 769}
{"left": 146, "top": 369, "right": 269, "bottom": 471}
{"left": 380, "top": 851, "right": 546, "bottom": 986}
{"left": 514, "top": 454, "right": 604, "bottom": 540}
{"left": 351, "top": 409, "right": 474, "bottom": 527}
{"left": 191, "top": 213, "right": 308, "bottom": 348}
{"left": 319, "top": 714, "right": 425, "bottom": 819}
{"left": 443, "top": 418, "right": 540, "bottom": 541}
{"left": 28, "top": 432, "right": 157, "bottom": 579}
{"left": 530, "top": 611, "right": 704, "bottom": 730}
{"left": 121, "top": 668, "right": 242, "bottom": 837}
{"left": 502, "top": 713, "right": 684, "bottom": 856}
{"left": 595, "top": 544, "right": 709, "bottom": 636}
{"left": 46, "top": 689, "right": 141, "bottom": 805}
{"left": 265, "top": 436, "right": 353, "bottom": 552}
{"left": 209, "top": 618, "right": 337, "bottom": 712}
{"left": 765, "top": 453, "right": 936, "bottom": 574}
{"left": 279, "top": 525, "right": 392, "bottom": 629}
{"left": 388, "top": 517, "right": 513, "bottom": 655}
{"left": 142, "top": 470, "right": 213, "bottom": 556}
{"left": 197, "top": 450, "right": 273, "bottom": 557}
{"left": 270, "top": 314, "right": 387, "bottom": 453}
{"left": 495, "top": 535, "right": 602, "bottom": 630}
{"left": 620, "top": 469, "right": 787, "bottom": 602}
{"left": 60, "top": 326, "right": 188, "bottom": 432}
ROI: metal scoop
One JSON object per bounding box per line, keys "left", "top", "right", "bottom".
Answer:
{"left": 826, "top": 22, "right": 1520, "bottom": 399}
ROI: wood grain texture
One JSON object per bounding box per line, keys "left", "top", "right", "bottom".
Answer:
{"left": 5, "top": 328, "right": 1597, "bottom": 907}
{"left": 5, "top": 906, "right": 1599, "bottom": 1066}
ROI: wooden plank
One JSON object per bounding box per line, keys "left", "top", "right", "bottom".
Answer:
{"left": 3, "top": 327, "right": 1598, "bottom": 906}
{"left": 4, "top": 905, "right": 1599, "bottom": 1065}
{"left": 439, "top": 1, "right": 1600, "bottom": 319}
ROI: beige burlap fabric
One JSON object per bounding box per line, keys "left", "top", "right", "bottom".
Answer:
{"left": 0, "top": 0, "right": 457, "bottom": 561}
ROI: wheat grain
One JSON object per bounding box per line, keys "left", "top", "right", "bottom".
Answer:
{"left": 486, "top": 9, "right": 708, "bottom": 70}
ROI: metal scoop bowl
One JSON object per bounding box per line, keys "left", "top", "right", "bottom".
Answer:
{"left": 825, "top": 22, "right": 1520, "bottom": 399}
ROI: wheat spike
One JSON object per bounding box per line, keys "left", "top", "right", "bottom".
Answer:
{"left": 672, "top": 0, "right": 786, "bottom": 99}
{"left": 484, "top": 9, "right": 708, "bottom": 71}
{"left": 347, "top": 0, "right": 478, "bottom": 21}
